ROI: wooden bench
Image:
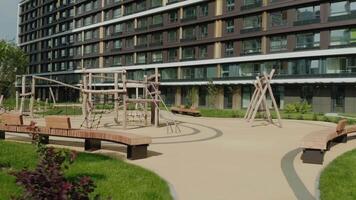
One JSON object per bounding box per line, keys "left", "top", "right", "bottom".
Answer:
{"left": 0, "top": 114, "right": 152, "bottom": 160}
{"left": 171, "top": 106, "right": 201, "bottom": 117}
{"left": 300, "top": 119, "right": 349, "bottom": 164}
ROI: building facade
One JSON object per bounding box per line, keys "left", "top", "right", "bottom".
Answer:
{"left": 18, "top": 0, "right": 356, "bottom": 113}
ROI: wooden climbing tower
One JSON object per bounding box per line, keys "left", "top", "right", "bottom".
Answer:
{"left": 244, "top": 69, "right": 282, "bottom": 127}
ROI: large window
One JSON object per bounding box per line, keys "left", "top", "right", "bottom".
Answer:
{"left": 182, "top": 47, "right": 195, "bottom": 60}
{"left": 226, "top": 19, "right": 234, "bottom": 33}
{"left": 226, "top": 0, "right": 235, "bottom": 11}
{"left": 168, "top": 49, "right": 178, "bottom": 62}
{"left": 330, "top": 28, "right": 356, "bottom": 46}
{"left": 183, "top": 6, "right": 197, "bottom": 19}
{"left": 242, "top": 15, "right": 261, "bottom": 30}
{"left": 221, "top": 64, "right": 239, "bottom": 77}
{"left": 152, "top": 51, "right": 163, "bottom": 63}
{"left": 224, "top": 41, "right": 234, "bottom": 57}
{"left": 296, "top": 5, "right": 320, "bottom": 21}
{"left": 182, "top": 26, "right": 196, "bottom": 40}
{"left": 137, "top": 53, "right": 147, "bottom": 64}
{"left": 270, "top": 36, "right": 287, "bottom": 52}
{"left": 161, "top": 68, "right": 177, "bottom": 80}
{"left": 270, "top": 11, "right": 287, "bottom": 27}
{"left": 296, "top": 32, "right": 320, "bottom": 49}
{"left": 242, "top": 38, "right": 261, "bottom": 55}
{"left": 330, "top": 1, "right": 356, "bottom": 17}
{"left": 168, "top": 30, "right": 178, "bottom": 42}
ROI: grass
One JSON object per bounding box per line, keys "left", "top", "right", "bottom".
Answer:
{"left": 319, "top": 149, "right": 356, "bottom": 200}
{"left": 0, "top": 141, "right": 172, "bottom": 200}
{"left": 38, "top": 107, "right": 83, "bottom": 116}
{"left": 198, "top": 108, "right": 356, "bottom": 124}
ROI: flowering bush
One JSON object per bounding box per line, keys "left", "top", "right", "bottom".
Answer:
{"left": 10, "top": 140, "right": 97, "bottom": 200}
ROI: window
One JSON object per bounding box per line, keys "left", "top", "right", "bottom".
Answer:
{"left": 125, "top": 37, "right": 134, "bottom": 48}
{"left": 270, "top": 36, "right": 287, "bottom": 52}
{"left": 137, "top": 35, "right": 147, "bottom": 46}
{"left": 113, "top": 56, "right": 122, "bottom": 66}
{"left": 136, "top": 0, "right": 146, "bottom": 12}
{"left": 199, "top": 24, "right": 208, "bottom": 38}
{"left": 270, "top": 11, "right": 287, "bottom": 27}
{"left": 296, "top": 32, "right": 320, "bottom": 49}
{"left": 330, "top": 28, "right": 356, "bottom": 46}
{"left": 125, "top": 54, "right": 134, "bottom": 65}
{"left": 114, "top": 40, "right": 122, "bottom": 49}
{"left": 225, "top": 41, "right": 234, "bottom": 57}
{"left": 200, "top": 4, "right": 208, "bottom": 16}
{"left": 183, "top": 6, "right": 197, "bottom": 19}
{"left": 330, "top": 1, "right": 356, "bottom": 17}
{"left": 182, "top": 26, "right": 196, "bottom": 40}
{"left": 226, "top": 19, "right": 234, "bottom": 33}
{"left": 152, "top": 51, "right": 163, "bottom": 63}
{"left": 137, "top": 18, "right": 148, "bottom": 29}
{"left": 137, "top": 53, "right": 147, "bottom": 64}
{"left": 113, "top": 8, "right": 122, "bottom": 18}
{"left": 168, "top": 30, "right": 178, "bottom": 42}
{"left": 161, "top": 68, "right": 177, "bottom": 80}
{"left": 168, "top": 49, "right": 178, "bottom": 62}
{"left": 243, "top": 0, "right": 261, "bottom": 7}
{"left": 296, "top": 6, "right": 320, "bottom": 21}
{"left": 151, "top": 0, "right": 162, "bottom": 8}
{"left": 242, "top": 38, "right": 261, "bottom": 54}
{"left": 169, "top": 11, "right": 178, "bottom": 22}
{"left": 242, "top": 15, "right": 261, "bottom": 30}
{"left": 114, "top": 24, "right": 122, "bottom": 33}
{"left": 199, "top": 46, "right": 208, "bottom": 58}
{"left": 151, "top": 33, "right": 163, "bottom": 44}
{"left": 182, "top": 47, "right": 195, "bottom": 60}
{"left": 226, "top": 0, "right": 235, "bottom": 11}
{"left": 152, "top": 15, "right": 163, "bottom": 25}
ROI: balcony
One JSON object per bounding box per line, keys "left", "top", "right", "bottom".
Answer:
{"left": 181, "top": 15, "right": 197, "bottom": 23}
{"left": 135, "top": 44, "right": 147, "bottom": 49}
{"left": 180, "top": 37, "right": 196, "bottom": 42}
{"left": 149, "top": 41, "right": 163, "bottom": 47}
{"left": 241, "top": 1, "right": 262, "bottom": 11}
{"left": 240, "top": 27, "right": 262, "bottom": 34}
{"left": 293, "top": 18, "right": 320, "bottom": 26}
{"left": 135, "top": 26, "right": 148, "bottom": 31}
{"left": 149, "top": 23, "right": 163, "bottom": 29}
{"left": 328, "top": 12, "right": 356, "bottom": 22}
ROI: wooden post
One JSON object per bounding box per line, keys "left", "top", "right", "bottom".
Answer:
{"left": 82, "top": 75, "right": 89, "bottom": 128}
{"left": 45, "top": 98, "right": 48, "bottom": 112}
{"left": 122, "top": 71, "right": 127, "bottom": 129}
{"left": 154, "top": 68, "right": 159, "bottom": 127}
{"left": 49, "top": 87, "right": 56, "bottom": 105}
{"left": 15, "top": 91, "right": 19, "bottom": 111}
{"left": 114, "top": 72, "right": 119, "bottom": 120}
{"left": 135, "top": 87, "right": 139, "bottom": 110}
{"left": 88, "top": 73, "right": 93, "bottom": 109}
{"left": 29, "top": 77, "right": 35, "bottom": 118}
{"left": 143, "top": 75, "right": 148, "bottom": 126}
{"left": 20, "top": 76, "right": 26, "bottom": 114}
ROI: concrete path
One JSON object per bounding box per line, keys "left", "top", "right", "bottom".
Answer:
{"left": 7, "top": 115, "right": 356, "bottom": 200}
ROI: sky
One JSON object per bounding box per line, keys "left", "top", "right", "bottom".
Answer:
{"left": 0, "top": 1, "right": 19, "bottom": 42}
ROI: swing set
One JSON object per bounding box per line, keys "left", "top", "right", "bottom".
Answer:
{"left": 244, "top": 69, "right": 282, "bottom": 127}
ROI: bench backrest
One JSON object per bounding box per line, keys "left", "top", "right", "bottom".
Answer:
{"left": 45, "top": 116, "right": 71, "bottom": 129}
{"left": 0, "top": 113, "right": 23, "bottom": 126}
{"left": 336, "top": 119, "right": 347, "bottom": 134}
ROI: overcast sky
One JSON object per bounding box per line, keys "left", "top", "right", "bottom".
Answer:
{"left": 0, "top": 1, "right": 19, "bottom": 42}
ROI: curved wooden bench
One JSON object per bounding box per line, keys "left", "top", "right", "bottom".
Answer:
{"left": 300, "top": 119, "right": 349, "bottom": 164}
{"left": 0, "top": 114, "right": 151, "bottom": 160}
{"left": 171, "top": 106, "right": 201, "bottom": 116}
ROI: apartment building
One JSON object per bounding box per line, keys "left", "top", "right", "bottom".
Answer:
{"left": 18, "top": 0, "right": 356, "bottom": 113}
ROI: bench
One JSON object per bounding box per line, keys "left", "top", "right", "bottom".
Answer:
{"left": 0, "top": 114, "right": 152, "bottom": 160}
{"left": 171, "top": 106, "right": 201, "bottom": 117}
{"left": 300, "top": 119, "right": 349, "bottom": 164}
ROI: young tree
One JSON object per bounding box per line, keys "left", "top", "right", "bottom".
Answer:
{"left": 0, "top": 40, "right": 28, "bottom": 97}
{"left": 206, "top": 80, "right": 218, "bottom": 108}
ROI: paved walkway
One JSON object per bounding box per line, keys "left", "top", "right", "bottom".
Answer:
{"left": 8, "top": 115, "right": 356, "bottom": 200}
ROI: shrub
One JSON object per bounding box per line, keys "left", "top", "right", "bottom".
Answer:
{"left": 297, "top": 114, "right": 303, "bottom": 120}
{"left": 10, "top": 140, "right": 97, "bottom": 200}
{"left": 323, "top": 116, "right": 330, "bottom": 122}
{"left": 284, "top": 102, "right": 312, "bottom": 114}
{"left": 312, "top": 113, "right": 318, "bottom": 121}
{"left": 284, "top": 104, "right": 296, "bottom": 113}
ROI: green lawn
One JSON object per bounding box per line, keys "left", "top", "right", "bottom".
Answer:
{"left": 319, "top": 149, "right": 356, "bottom": 200}
{"left": 0, "top": 141, "right": 172, "bottom": 200}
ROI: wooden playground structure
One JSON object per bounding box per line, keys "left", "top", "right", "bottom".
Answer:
{"left": 14, "top": 69, "right": 180, "bottom": 133}
{"left": 244, "top": 69, "right": 282, "bottom": 127}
